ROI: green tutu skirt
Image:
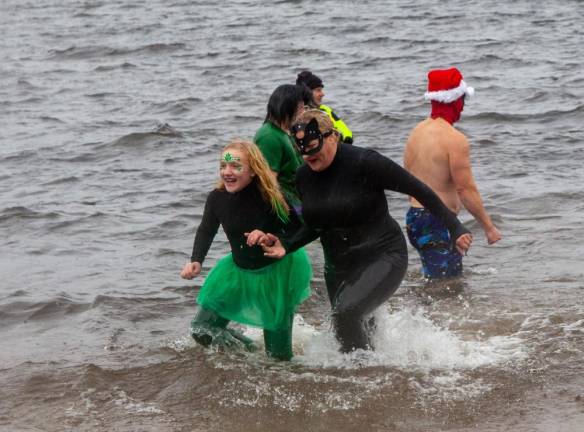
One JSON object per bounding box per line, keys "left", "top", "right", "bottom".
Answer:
{"left": 196, "top": 248, "right": 312, "bottom": 331}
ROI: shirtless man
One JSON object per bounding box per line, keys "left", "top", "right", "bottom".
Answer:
{"left": 404, "top": 67, "right": 501, "bottom": 279}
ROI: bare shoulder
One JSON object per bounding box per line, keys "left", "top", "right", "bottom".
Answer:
{"left": 406, "top": 120, "right": 427, "bottom": 142}
{"left": 448, "top": 128, "right": 470, "bottom": 153}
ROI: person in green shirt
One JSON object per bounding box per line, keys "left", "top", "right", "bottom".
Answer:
{"left": 296, "top": 70, "right": 354, "bottom": 144}
{"left": 254, "top": 84, "right": 306, "bottom": 208}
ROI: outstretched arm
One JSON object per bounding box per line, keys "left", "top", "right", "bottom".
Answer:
{"left": 189, "top": 194, "right": 220, "bottom": 266}
{"left": 450, "top": 137, "right": 501, "bottom": 244}
{"left": 363, "top": 149, "right": 471, "bottom": 247}
{"left": 279, "top": 223, "right": 320, "bottom": 253}
{"left": 250, "top": 223, "right": 320, "bottom": 258}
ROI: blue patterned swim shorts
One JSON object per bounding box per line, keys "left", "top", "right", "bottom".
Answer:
{"left": 406, "top": 207, "right": 463, "bottom": 279}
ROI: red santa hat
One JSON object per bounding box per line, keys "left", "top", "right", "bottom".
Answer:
{"left": 424, "top": 67, "right": 474, "bottom": 103}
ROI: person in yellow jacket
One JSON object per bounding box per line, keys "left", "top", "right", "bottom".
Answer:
{"left": 296, "top": 70, "right": 353, "bottom": 144}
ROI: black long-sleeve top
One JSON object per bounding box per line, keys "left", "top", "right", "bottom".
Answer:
{"left": 190, "top": 181, "right": 301, "bottom": 270}
{"left": 282, "top": 143, "right": 469, "bottom": 265}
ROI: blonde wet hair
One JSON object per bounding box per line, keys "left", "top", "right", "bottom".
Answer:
{"left": 295, "top": 108, "right": 338, "bottom": 138}
{"left": 216, "top": 139, "right": 290, "bottom": 222}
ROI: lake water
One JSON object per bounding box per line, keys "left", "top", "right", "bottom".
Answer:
{"left": 1, "top": 0, "right": 583, "bottom": 431}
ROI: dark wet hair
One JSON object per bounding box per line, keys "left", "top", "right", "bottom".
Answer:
{"left": 265, "top": 84, "right": 305, "bottom": 128}
{"left": 299, "top": 83, "right": 317, "bottom": 108}
{"left": 296, "top": 70, "right": 324, "bottom": 90}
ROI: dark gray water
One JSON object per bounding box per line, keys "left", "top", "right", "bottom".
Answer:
{"left": 1, "top": 0, "right": 584, "bottom": 431}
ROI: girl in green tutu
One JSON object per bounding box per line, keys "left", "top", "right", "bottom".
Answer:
{"left": 180, "top": 140, "right": 312, "bottom": 360}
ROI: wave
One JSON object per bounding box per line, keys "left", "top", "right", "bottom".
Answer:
{"left": 47, "top": 43, "right": 187, "bottom": 60}
{"left": 93, "top": 62, "right": 137, "bottom": 72}
{"left": 0, "top": 295, "right": 91, "bottom": 326}
{"left": 469, "top": 104, "right": 584, "bottom": 123}
{"left": 467, "top": 53, "right": 532, "bottom": 67}
{"left": 0, "top": 290, "right": 30, "bottom": 301}
{"left": 162, "top": 284, "right": 198, "bottom": 296}
{"left": 475, "top": 138, "right": 498, "bottom": 146}
{"left": 502, "top": 192, "right": 582, "bottom": 216}
{"left": 358, "top": 36, "right": 391, "bottom": 44}
{"left": 111, "top": 123, "right": 183, "bottom": 147}
{"left": 44, "top": 211, "right": 122, "bottom": 233}
{"left": 39, "top": 115, "right": 65, "bottom": 123}
{"left": 91, "top": 294, "right": 185, "bottom": 322}
{"left": 150, "top": 98, "right": 203, "bottom": 115}
{"left": 0, "top": 207, "right": 60, "bottom": 223}
{"left": 85, "top": 91, "right": 117, "bottom": 98}
{"left": 354, "top": 110, "right": 407, "bottom": 125}
{"left": 156, "top": 248, "right": 187, "bottom": 259}
{"left": 285, "top": 47, "right": 330, "bottom": 56}
{"left": 16, "top": 79, "right": 42, "bottom": 90}
{"left": 43, "top": 176, "right": 80, "bottom": 186}
{"left": 137, "top": 197, "right": 205, "bottom": 213}
{"left": 127, "top": 219, "right": 191, "bottom": 241}
{"left": 47, "top": 152, "right": 102, "bottom": 163}
{"left": 2, "top": 150, "right": 38, "bottom": 162}
{"left": 3, "top": 96, "right": 44, "bottom": 106}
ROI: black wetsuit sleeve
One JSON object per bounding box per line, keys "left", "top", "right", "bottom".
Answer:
{"left": 280, "top": 223, "right": 320, "bottom": 253}
{"left": 277, "top": 195, "right": 320, "bottom": 252}
{"left": 363, "top": 150, "right": 470, "bottom": 239}
{"left": 190, "top": 194, "right": 220, "bottom": 264}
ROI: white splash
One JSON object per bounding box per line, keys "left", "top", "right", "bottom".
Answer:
{"left": 165, "top": 335, "right": 196, "bottom": 352}
{"left": 113, "top": 389, "right": 165, "bottom": 415}
{"left": 166, "top": 308, "right": 527, "bottom": 374}
{"left": 295, "top": 306, "right": 527, "bottom": 370}
{"left": 470, "top": 266, "right": 499, "bottom": 275}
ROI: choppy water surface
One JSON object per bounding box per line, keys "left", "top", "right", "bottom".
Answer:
{"left": 1, "top": 0, "right": 583, "bottom": 431}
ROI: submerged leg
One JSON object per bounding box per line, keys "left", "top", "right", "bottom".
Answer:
{"left": 332, "top": 311, "right": 372, "bottom": 352}
{"left": 190, "top": 307, "right": 229, "bottom": 346}
{"left": 190, "top": 307, "right": 256, "bottom": 351}
{"left": 223, "top": 328, "right": 257, "bottom": 352}
{"left": 329, "top": 252, "right": 407, "bottom": 353}
{"left": 263, "top": 314, "right": 294, "bottom": 361}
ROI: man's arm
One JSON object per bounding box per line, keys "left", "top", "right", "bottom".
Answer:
{"left": 450, "top": 136, "right": 501, "bottom": 244}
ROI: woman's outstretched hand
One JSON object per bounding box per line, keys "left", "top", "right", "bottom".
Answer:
{"left": 455, "top": 233, "right": 473, "bottom": 255}
{"left": 181, "top": 261, "right": 201, "bottom": 279}
{"left": 259, "top": 233, "right": 285, "bottom": 259}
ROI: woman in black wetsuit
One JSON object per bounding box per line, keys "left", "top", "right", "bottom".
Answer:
{"left": 256, "top": 109, "right": 473, "bottom": 353}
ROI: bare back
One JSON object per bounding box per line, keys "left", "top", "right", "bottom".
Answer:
{"left": 404, "top": 117, "right": 465, "bottom": 213}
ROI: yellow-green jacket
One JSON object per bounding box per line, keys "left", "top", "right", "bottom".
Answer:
{"left": 319, "top": 104, "right": 353, "bottom": 144}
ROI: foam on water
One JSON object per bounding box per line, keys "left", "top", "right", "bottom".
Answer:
{"left": 165, "top": 335, "right": 195, "bottom": 353}
{"left": 469, "top": 266, "right": 499, "bottom": 276}
{"left": 64, "top": 387, "right": 165, "bottom": 421}
{"left": 296, "top": 306, "right": 528, "bottom": 370}
{"left": 215, "top": 377, "right": 377, "bottom": 412}
{"left": 166, "top": 307, "right": 528, "bottom": 372}
{"left": 112, "top": 389, "right": 166, "bottom": 415}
